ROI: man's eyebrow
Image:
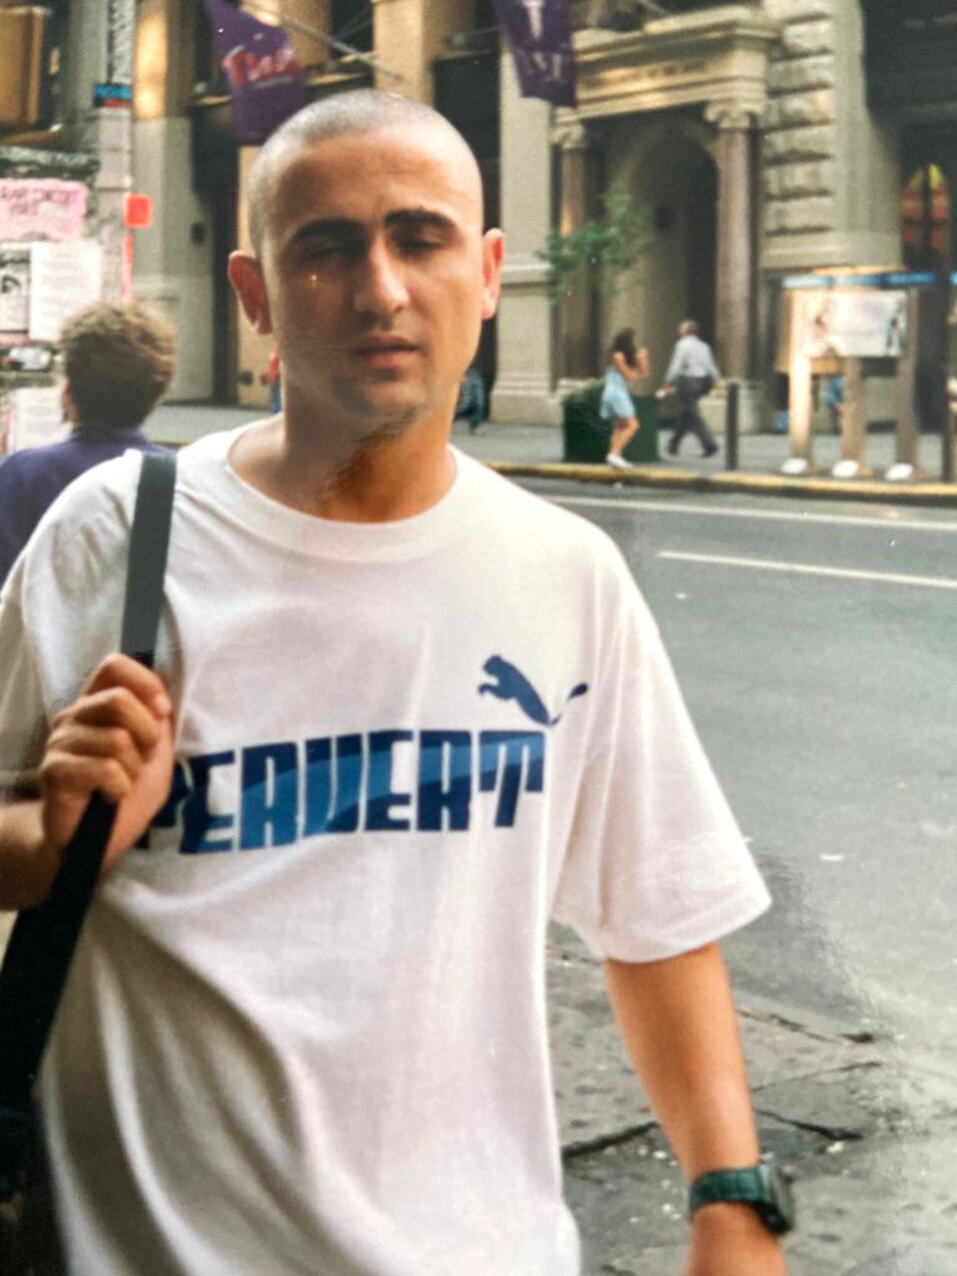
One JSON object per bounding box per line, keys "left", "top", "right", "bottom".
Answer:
{"left": 285, "top": 209, "right": 461, "bottom": 249}
{"left": 287, "top": 218, "right": 364, "bottom": 246}
{"left": 384, "top": 209, "right": 460, "bottom": 235}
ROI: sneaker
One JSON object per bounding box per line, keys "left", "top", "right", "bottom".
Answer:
{"left": 606, "top": 453, "right": 633, "bottom": 470}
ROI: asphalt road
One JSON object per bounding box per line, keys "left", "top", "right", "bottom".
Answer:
{"left": 521, "top": 478, "right": 957, "bottom": 1058}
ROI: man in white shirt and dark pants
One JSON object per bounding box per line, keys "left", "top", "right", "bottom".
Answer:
{"left": 661, "top": 319, "right": 721, "bottom": 458}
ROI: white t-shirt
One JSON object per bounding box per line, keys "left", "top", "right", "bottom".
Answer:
{"left": 0, "top": 427, "right": 770, "bottom": 1276}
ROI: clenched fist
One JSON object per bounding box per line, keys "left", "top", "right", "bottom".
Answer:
{"left": 40, "top": 653, "right": 174, "bottom": 874}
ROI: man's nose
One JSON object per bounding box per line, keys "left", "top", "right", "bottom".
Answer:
{"left": 352, "top": 241, "right": 409, "bottom": 318}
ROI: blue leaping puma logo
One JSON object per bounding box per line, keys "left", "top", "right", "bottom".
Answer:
{"left": 478, "top": 656, "right": 588, "bottom": 727}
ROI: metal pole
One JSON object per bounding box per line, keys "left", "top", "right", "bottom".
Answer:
{"left": 725, "top": 379, "right": 739, "bottom": 470}
{"left": 939, "top": 268, "right": 953, "bottom": 482}
{"left": 61, "top": 0, "right": 134, "bottom": 299}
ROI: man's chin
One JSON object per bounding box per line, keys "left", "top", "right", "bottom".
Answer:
{"left": 339, "top": 384, "right": 434, "bottom": 434}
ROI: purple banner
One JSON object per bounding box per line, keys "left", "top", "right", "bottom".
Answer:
{"left": 200, "top": 0, "right": 305, "bottom": 145}
{"left": 493, "top": 0, "right": 576, "bottom": 108}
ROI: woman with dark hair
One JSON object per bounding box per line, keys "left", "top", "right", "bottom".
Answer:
{"left": 599, "top": 328, "right": 650, "bottom": 469}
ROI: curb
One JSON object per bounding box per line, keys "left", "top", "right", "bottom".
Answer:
{"left": 486, "top": 460, "right": 957, "bottom": 508}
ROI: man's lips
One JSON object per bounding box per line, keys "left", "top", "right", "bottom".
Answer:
{"left": 351, "top": 337, "right": 419, "bottom": 356}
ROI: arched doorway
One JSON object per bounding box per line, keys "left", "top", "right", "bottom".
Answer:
{"left": 603, "top": 118, "right": 718, "bottom": 384}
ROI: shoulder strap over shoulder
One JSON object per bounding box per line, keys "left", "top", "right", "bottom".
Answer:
{"left": 121, "top": 451, "right": 176, "bottom": 669}
{"left": 0, "top": 448, "right": 177, "bottom": 1110}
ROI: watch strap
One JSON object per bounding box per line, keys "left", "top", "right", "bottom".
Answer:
{"left": 689, "top": 1164, "right": 767, "bottom": 1212}
{"left": 688, "top": 1155, "right": 794, "bottom": 1235}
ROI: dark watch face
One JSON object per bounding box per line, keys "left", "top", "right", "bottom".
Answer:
{"left": 760, "top": 1160, "right": 797, "bottom": 1234}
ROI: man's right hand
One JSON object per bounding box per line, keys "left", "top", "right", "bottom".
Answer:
{"left": 39, "top": 653, "right": 174, "bottom": 875}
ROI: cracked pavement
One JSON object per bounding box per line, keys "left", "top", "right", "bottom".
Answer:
{"left": 548, "top": 927, "right": 957, "bottom": 1275}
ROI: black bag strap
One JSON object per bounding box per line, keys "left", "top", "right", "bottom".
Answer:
{"left": 0, "top": 450, "right": 177, "bottom": 1110}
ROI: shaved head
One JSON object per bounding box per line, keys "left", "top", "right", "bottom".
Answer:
{"left": 247, "top": 90, "right": 484, "bottom": 258}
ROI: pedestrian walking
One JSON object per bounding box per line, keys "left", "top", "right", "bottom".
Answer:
{"left": 600, "top": 326, "right": 650, "bottom": 469}
{"left": 0, "top": 299, "right": 174, "bottom": 585}
{"left": 0, "top": 91, "right": 790, "bottom": 1275}
{"left": 660, "top": 318, "right": 721, "bottom": 457}
{"left": 454, "top": 360, "right": 486, "bottom": 434}
{"left": 823, "top": 372, "right": 844, "bottom": 433}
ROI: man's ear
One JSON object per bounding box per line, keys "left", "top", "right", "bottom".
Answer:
{"left": 228, "top": 251, "right": 273, "bottom": 334}
{"left": 480, "top": 229, "right": 505, "bottom": 321}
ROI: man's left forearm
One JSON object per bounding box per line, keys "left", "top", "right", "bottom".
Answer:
{"left": 605, "top": 942, "right": 759, "bottom": 1178}
{"left": 604, "top": 943, "right": 788, "bottom": 1272}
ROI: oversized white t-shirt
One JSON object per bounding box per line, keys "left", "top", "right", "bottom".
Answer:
{"left": 0, "top": 427, "right": 770, "bottom": 1275}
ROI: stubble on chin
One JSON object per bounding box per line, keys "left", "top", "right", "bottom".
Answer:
{"left": 329, "top": 378, "right": 429, "bottom": 454}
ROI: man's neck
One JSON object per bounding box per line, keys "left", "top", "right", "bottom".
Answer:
{"left": 230, "top": 409, "right": 456, "bottom": 523}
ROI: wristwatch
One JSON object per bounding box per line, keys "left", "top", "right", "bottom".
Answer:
{"left": 688, "top": 1153, "right": 796, "bottom": 1235}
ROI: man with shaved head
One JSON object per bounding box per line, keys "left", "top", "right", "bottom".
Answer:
{"left": 0, "top": 92, "right": 788, "bottom": 1273}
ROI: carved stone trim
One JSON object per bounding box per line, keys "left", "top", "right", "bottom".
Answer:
{"left": 705, "top": 101, "right": 760, "bottom": 132}
{"left": 551, "top": 118, "right": 591, "bottom": 150}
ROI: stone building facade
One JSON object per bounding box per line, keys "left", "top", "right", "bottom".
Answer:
{"left": 116, "top": 1, "right": 957, "bottom": 424}
{"left": 492, "top": 0, "right": 902, "bottom": 428}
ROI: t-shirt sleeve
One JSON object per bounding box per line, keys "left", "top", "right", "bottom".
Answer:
{"left": 550, "top": 554, "right": 770, "bottom": 961}
{"left": 0, "top": 579, "right": 48, "bottom": 792}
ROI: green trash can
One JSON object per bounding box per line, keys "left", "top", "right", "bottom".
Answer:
{"left": 562, "top": 381, "right": 659, "bottom": 463}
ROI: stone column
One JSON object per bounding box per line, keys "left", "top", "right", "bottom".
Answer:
{"left": 706, "top": 102, "right": 757, "bottom": 383}
{"left": 490, "top": 46, "right": 561, "bottom": 426}
{"left": 783, "top": 291, "right": 814, "bottom": 470}
{"left": 839, "top": 357, "right": 868, "bottom": 474}
{"left": 555, "top": 119, "right": 592, "bottom": 387}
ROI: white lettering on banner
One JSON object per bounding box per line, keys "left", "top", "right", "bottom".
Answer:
{"left": 221, "top": 42, "right": 301, "bottom": 90}
{"left": 515, "top": 48, "right": 567, "bottom": 80}
{"left": 522, "top": 0, "right": 544, "bottom": 40}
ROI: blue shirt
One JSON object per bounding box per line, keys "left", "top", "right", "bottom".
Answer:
{"left": 0, "top": 427, "right": 167, "bottom": 586}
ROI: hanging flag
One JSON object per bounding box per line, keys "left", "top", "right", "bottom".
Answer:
{"left": 200, "top": 0, "right": 305, "bottom": 145}
{"left": 493, "top": 0, "right": 576, "bottom": 108}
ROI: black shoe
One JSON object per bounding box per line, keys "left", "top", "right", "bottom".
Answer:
{"left": 666, "top": 439, "right": 678, "bottom": 456}
{"left": 702, "top": 445, "right": 718, "bottom": 458}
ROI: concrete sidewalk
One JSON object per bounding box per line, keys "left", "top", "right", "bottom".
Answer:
{"left": 149, "top": 403, "right": 957, "bottom": 507}
{"left": 551, "top": 927, "right": 957, "bottom": 1276}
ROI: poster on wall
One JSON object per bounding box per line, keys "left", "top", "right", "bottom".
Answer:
{"left": 800, "top": 290, "right": 908, "bottom": 359}
{"left": 0, "top": 179, "right": 88, "bottom": 242}
{"left": 28, "top": 240, "right": 102, "bottom": 341}
{"left": 7, "top": 386, "right": 66, "bottom": 453}
{"left": 0, "top": 245, "right": 30, "bottom": 339}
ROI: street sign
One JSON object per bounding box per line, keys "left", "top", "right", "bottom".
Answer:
{"left": 124, "top": 193, "right": 152, "bottom": 230}
{"left": 781, "top": 270, "right": 948, "bottom": 290}
{"left": 92, "top": 82, "right": 131, "bottom": 108}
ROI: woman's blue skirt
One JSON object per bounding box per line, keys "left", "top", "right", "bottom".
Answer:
{"left": 599, "top": 368, "right": 634, "bottom": 421}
